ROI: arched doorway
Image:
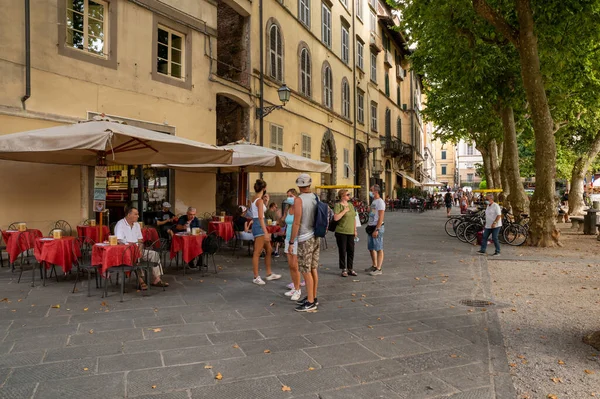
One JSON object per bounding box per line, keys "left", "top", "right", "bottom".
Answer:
{"left": 355, "top": 143, "right": 367, "bottom": 200}
{"left": 216, "top": 94, "right": 250, "bottom": 214}
{"left": 385, "top": 160, "right": 392, "bottom": 199}
{"left": 320, "top": 130, "right": 337, "bottom": 202}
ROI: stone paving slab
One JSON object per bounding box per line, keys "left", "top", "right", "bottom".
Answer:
{"left": 0, "top": 211, "right": 515, "bottom": 398}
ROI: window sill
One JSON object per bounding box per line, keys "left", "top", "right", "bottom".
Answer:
{"left": 57, "top": 45, "right": 117, "bottom": 69}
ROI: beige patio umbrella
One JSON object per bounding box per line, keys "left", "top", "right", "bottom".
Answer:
{"left": 0, "top": 119, "right": 233, "bottom": 165}
{"left": 157, "top": 141, "right": 331, "bottom": 173}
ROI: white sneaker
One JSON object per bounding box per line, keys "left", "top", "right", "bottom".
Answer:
{"left": 265, "top": 273, "right": 282, "bottom": 281}
{"left": 284, "top": 289, "right": 295, "bottom": 297}
{"left": 253, "top": 276, "right": 266, "bottom": 285}
{"left": 290, "top": 290, "right": 302, "bottom": 301}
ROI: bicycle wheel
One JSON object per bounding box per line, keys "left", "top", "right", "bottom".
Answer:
{"left": 359, "top": 212, "right": 369, "bottom": 225}
{"left": 498, "top": 225, "right": 507, "bottom": 244}
{"left": 464, "top": 224, "right": 482, "bottom": 244}
{"left": 445, "top": 218, "right": 460, "bottom": 237}
{"left": 503, "top": 224, "right": 527, "bottom": 246}
{"left": 456, "top": 222, "right": 468, "bottom": 243}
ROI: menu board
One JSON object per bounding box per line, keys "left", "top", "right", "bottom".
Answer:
{"left": 94, "top": 166, "right": 107, "bottom": 212}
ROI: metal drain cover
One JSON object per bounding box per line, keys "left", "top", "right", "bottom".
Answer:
{"left": 459, "top": 299, "right": 495, "bottom": 307}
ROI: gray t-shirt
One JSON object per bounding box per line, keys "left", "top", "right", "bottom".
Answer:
{"left": 368, "top": 198, "right": 386, "bottom": 226}
{"left": 298, "top": 193, "right": 317, "bottom": 242}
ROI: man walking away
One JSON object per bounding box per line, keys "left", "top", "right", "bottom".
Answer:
{"left": 365, "top": 185, "right": 385, "bottom": 276}
{"left": 290, "top": 174, "right": 320, "bottom": 312}
{"left": 478, "top": 193, "right": 502, "bottom": 256}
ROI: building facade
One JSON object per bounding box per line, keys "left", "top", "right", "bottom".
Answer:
{"left": 456, "top": 139, "right": 483, "bottom": 188}
{"left": 433, "top": 139, "right": 459, "bottom": 189}
{"left": 0, "top": 0, "right": 425, "bottom": 233}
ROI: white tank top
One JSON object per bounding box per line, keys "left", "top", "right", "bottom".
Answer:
{"left": 251, "top": 198, "right": 266, "bottom": 218}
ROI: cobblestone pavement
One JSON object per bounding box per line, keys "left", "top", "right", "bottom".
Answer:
{"left": 0, "top": 210, "right": 515, "bottom": 398}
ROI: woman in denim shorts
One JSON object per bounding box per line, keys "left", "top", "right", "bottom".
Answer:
{"left": 251, "top": 179, "right": 281, "bottom": 285}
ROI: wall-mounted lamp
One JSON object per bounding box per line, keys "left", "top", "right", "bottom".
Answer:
{"left": 256, "top": 84, "right": 291, "bottom": 119}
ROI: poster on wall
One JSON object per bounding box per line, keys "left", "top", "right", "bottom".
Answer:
{"left": 93, "top": 200, "right": 106, "bottom": 212}
{"left": 95, "top": 166, "right": 107, "bottom": 178}
{"left": 94, "top": 188, "right": 107, "bottom": 200}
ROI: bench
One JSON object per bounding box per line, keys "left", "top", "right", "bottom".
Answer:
{"left": 570, "top": 216, "right": 584, "bottom": 232}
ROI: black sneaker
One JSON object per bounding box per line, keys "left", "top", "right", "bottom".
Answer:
{"left": 295, "top": 301, "right": 317, "bottom": 312}
{"left": 476, "top": 251, "right": 486, "bottom": 255}
{"left": 296, "top": 296, "right": 319, "bottom": 306}
{"left": 491, "top": 252, "right": 500, "bottom": 257}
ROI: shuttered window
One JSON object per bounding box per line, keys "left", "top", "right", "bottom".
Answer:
{"left": 300, "top": 47, "right": 312, "bottom": 97}
{"left": 302, "top": 134, "right": 312, "bottom": 158}
{"left": 270, "top": 124, "right": 283, "bottom": 151}
{"left": 269, "top": 24, "right": 283, "bottom": 82}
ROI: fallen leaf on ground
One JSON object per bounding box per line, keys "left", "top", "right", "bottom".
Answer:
{"left": 308, "top": 367, "right": 315, "bottom": 371}
{"left": 450, "top": 354, "right": 458, "bottom": 358}
{"left": 232, "top": 344, "right": 239, "bottom": 349}
{"left": 352, "top": 279, "right": 360, "bottom": 282}
{"left": 351, "top": 293, "right": 356, "bottom": 296}
{"left": 215, "top": 372, "right": 223, "bottom": 380}
{"left": 367, "top": 325, "right": 373, "bottom": 329}
{"left": 517, "top": 355, "right": 526, "bottom": 359}
{"left": 585, "top": 369, "right": 595, "bottom": 374}
{"left": 204, "top": 365, "right": 213, "bottom": 369}
{"left": 151, "top": 385, "right": 157, "bottom": 389}
{"left": 152, "top": 328, "right": 161, "bottom": 332}
{"left": 361, "top": 294, "right": 366, "bottom": 297}
{"left": 407, "top": 328, "right": 413, "bottom": 331}
{"left": 269, "top": 303, "right": 275, "bottom": 307}
{"left": 550, "top": 377, "right": 562, "bottom": 383}
{"left": 509, "top": 363, "right": 517, "bottom": 368}
{"left": 547, "top": 395, "right": 558, "bottom": 399}
{"left": 83, "top": 368, "right": 89, "bottom": 371}
{"left": 281, "top": 385, "right": 291, "bottom": 392}
{"left": 415, "top": 277, "right": 420, "bottom": 280}
{"left": 0, "top": 298, "right": 7, "bottom": 302}
{"left": 89, "top": 329, "right": 94, "bottom": 334}
{"left": 83, "top": 308, "right": 88, "bottom": 311}
{"left": 377, "top": 336, "right": 385, "bottom": 340}
{"left": 558, "top": 360, "right": 565, "bottom": 365}
{"left": 51, "top": 304, "right": 60, "bottom": 309}
{"left": 264, "top": 349, "right": 271, "bottom": 353}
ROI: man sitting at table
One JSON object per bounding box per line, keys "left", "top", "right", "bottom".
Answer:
{"left": 115, "top": 207, "right": 169, "bottom": 289}
{"left": 156, "top": 202, "right": 177, "bottom": 238}
{"left": 173, "top": 207, "right": 202, "bottom": 269}
{"left": 265, "top": 202, "right": 279, "bottom": 222}
{"left": 234, "top": 206, "right": 254, "bottom": 241}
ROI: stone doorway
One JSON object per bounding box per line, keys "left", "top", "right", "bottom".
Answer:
{"left": 320, "top": 130, "right": 337, "bottom": 202}
{"left": 355, "top": 143, "right": 367, "bottom": 201}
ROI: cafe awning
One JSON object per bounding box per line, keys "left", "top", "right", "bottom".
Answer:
{"left": 158, "top": 141, "right": 332, "bottom": 174}
{"left": 0, "top": 119, "right": 233, "bottom": 166}
{"left": 396, "top": 171, "right": 422, "bottom": 186}
{"left": 422, "top": 181, "right": 444, "bottom": 187}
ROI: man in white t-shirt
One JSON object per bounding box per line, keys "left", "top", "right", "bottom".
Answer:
{"left": 478, "top": 193, "right": 502, "bottom": 256}
{"left": 365, "top": 185, "right": 386, "bottom": 276}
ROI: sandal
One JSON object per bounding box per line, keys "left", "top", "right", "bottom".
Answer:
{"left": 151, "top": 280, "right": 169, "bottom": 287}
{"left": 139, "top": 281, "right": 148, "bottom": 291}
{"left": 341, "top": 270, "right": 348, "bottom": 277}
{"left": 348, "top": 270, "right": 358, "bottom": 276}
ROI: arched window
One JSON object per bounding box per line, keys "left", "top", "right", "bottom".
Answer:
{"left": 299, "top": 46, "right": 312, "bottom": 97}
{"left": 341, "top": 78, "right": 350, "bottom": 118}
{"left": 268, "top": 22, "right": 283, "bottom": 81}
{"left": 323, "top": 62, "right": 333, "bottom": 109}
{"left": 397, "top": 117, "right": 402, "bottom": 138}
{"left": 385, "top": 108, "right": 391, "bottom": 138}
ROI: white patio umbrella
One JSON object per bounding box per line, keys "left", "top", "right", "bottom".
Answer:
{"left": 157, "top": 141, "right": 331, "bottom": 173}
{"left": 0, "top": 119, "right": 232, "bottom": 166}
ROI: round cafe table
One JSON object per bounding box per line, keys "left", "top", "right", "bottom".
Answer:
{"left": 2, "top": 229, "right": 43, "bottom": 263}
{"left": 77, "top": 225, "right": 110, "bottom": 243}
{"left": 212, "top": 216, "right": 233, "bottom": 222}
{"left": 91, "top": 243, "right": 140, "bottom": 276}
{"left": 170, "top": 233, "right": 205, "bottom": 263}
{"left": 34, "top": 236, "right": 80, "bottom": 274}
{"left": 208, "top": 221, "right": 234, "bottom": 242}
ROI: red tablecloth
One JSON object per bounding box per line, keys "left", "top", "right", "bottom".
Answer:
{"left": 170, "top": 234, "right": 205, "bottom": 263}
{"left": 208, "top": 221, "right": 234, "bottom": 242}
{"left": 2, "top": 229, "right": 43, "bottom": 263}
{"left": 91, "top": 244, "right": 140, "bottom": 276}
{"left": 266, "top": 225, "right": 281, "bottom": 234}
{"left": 212, "top": 216, "right": 233, "bottom": 222}
{"left": 76, "top": 225, "right": 110, "bottom": 243}
{"left": 34, "top": 236, "right": 80, "bottom": 273}
{"left": 142, "top": 228, "right": 160, "bottom": 247}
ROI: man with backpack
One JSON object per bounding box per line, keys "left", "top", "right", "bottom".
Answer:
{"left": 289, "top": 173, "right": 322, "bottom": 312}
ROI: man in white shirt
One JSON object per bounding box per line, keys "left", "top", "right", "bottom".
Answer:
{"left": 366, "top": 185, "right": 386, "bottom": 276}
{"left": 478, "top": 193, "right": 502, "bottom": 256}
{"left": 115, "top": 207, "right": 168, "bottom": 289}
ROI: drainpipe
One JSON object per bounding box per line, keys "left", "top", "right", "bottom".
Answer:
{"left": 351, "top": 0, "right": 357, "bottom": 191}
{"left": 258, "top": 0, "right": 264, "bottom": 148}
{"left": 21, "top": 0, "right": 31, "bottom": 108}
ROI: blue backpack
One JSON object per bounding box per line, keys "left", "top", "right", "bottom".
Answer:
{"left": 313, "top": 194, "right": 330, "bottom": 238}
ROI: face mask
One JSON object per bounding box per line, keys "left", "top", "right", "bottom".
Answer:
{"left": 485, "top": 200, "right": 490, "bottom": 205}
{"left": 369, "top": 192, "right": 374, "bottom": 198}
{"left": 285, "top": 197, "right": 294, "bottom": 205}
